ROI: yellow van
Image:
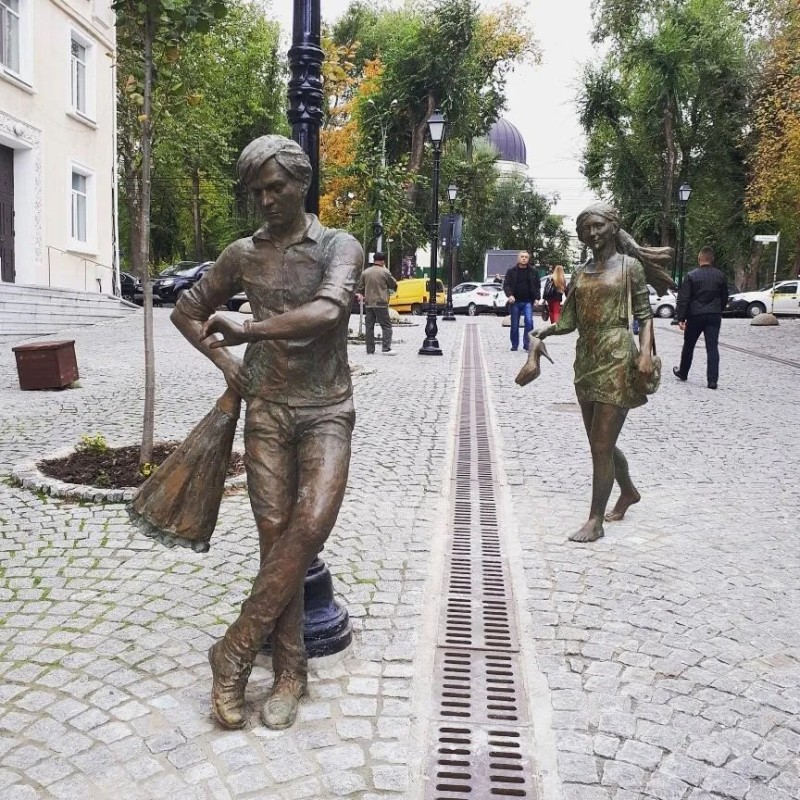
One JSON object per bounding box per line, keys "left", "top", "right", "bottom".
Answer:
{"left": 389, "top": 278, "right": 446, "bottom": 315}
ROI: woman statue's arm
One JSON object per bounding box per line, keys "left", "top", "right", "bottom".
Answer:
{"left": 534, "top": 285, "right": 577, "bottom": 339}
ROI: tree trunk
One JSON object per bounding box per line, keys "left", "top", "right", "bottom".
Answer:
{"left": 191, "top": 167, "right": 203, "bottom": 261}
{"left": 793, "top": 231, "right": 800, "bottom": 279}
{"left": 139, "top": 12, "right": 156, "bottom": 468}
{"left": 661, "top": 106, "right": 677, "bottom": 248}
{"left": 735, "top": 242, "right": 762, "bottom": 292}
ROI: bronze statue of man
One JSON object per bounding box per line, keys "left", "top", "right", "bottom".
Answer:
{"left": 171, "top": 135, "right": 362, "bottom": 730}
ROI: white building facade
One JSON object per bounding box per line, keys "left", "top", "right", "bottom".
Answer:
{"left": 0, "top": 0, "right": 116, "bottom": 294}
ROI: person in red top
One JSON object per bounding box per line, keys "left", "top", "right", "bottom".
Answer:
{"left": 543, "top": 264, "right": 568, "bottom": 324}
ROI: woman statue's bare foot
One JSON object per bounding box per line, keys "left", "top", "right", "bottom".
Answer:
{"left": 569, "top": 519, "right": 604, "bottom": 543}
{"left": 604, "top": 490, "right": 641, "bottom": 522}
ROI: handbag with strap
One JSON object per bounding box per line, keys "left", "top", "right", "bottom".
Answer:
{"left": 624, "top": 256, "right": 661, "bottom": 395}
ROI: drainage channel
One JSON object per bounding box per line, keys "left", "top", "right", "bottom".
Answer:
{"left": 424, "top": 324, "right": 538, "bottom": 800}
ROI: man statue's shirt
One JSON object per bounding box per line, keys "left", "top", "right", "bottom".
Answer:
{"left": 178, "top": 214, "right": 363, "bottom": 407}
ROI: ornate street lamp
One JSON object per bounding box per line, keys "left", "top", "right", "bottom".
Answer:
{"left": 285, "top": 0, "right": 351, "bottom": 657}
{"left": 419, "top": 110, "right": 446, "bottom": 356}
{"left": 442, "top": 183, "right": 458, "bottom": 321}
{"left": 675, "top": 182, "right": 692, "bottom": 285}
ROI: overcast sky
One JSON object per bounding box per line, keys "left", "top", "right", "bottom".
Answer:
{"left": 267, "top": 0, "right": 599, "bottom": 231}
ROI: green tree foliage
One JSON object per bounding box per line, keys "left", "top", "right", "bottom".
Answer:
{"left": 324, "top": 0, "right": 552, "bottom": 269}
{"left": 580, "top": 0, "right": 760, "bottom": 284}
{"left": 747, "top": 0, "right": 800, "bottom": 278}
{"left": 118, "top": 1, "right": 285, "bottom": 267}
{"left": 113, "top": 0, "right": 227, "bottom": 466}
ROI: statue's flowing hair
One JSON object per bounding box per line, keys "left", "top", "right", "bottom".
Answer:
{"left": 576, "top": 203, "right": 675, "bottom": 295}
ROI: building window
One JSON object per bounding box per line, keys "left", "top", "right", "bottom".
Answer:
{"left": 0, "top": 0, "right": 20, "bottom": 73}
{"left": 71, "top": 37, "right": 87, "bottom": 114}
{"left": 71, "top": 170, "right": 88, "bottom": 243}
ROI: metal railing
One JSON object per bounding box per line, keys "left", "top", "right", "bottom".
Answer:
{"left": 46, "top": 246, "right": 115, "bottom": 294}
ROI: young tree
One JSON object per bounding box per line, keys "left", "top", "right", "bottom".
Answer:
{"left": 113, "top": 0, "right": 226, "bottom": 469}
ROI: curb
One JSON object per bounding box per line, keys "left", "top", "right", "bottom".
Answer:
{"left": 10, "top": 446, "right": 247, "bottom": 504}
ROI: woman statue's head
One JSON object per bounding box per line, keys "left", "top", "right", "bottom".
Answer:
{"left": 576, "top": 203, "right": 620, "bottom": 247}
{"left": 575, "top": 201, "right": 676, "bottom": 295}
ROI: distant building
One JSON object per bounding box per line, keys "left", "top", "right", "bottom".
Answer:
{"left": 484, "top": 117, "right": 528, "bottom": 178}
{"left": 0, "top": 0, "right": 117, "bottom": 293}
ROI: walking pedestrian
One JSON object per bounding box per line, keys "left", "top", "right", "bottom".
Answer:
{"left": 503, "top": 250, "right": 541, "bottom": 352}
{"left": 672, "top": 246, "right": 728, "bottom": 389}
{"left": 543, "top": 264, "right": 567, "bottom": 324}
{"left": 356, "top": 252, "right": 398, "bottom": 356}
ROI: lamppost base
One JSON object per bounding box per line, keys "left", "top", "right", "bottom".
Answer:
{"left": 442, "top": 310, "right": 456, "bottom": 321}
{"left": 260, "top": 557, "right": 352, "bottom": 659}
{"left": 419, "top": 340, "right": 443, "bottom": 355}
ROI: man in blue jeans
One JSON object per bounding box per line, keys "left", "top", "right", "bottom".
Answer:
{"left": 503, "top": 251, "right": 541, "bottom": 351}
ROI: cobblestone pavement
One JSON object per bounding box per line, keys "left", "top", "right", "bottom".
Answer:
{"left": 0, "top": 310, "right": 460, "bottom": 800}
{"left": 1, "top": 310, "right": 799, "bottom": 800}
{"left": 484, "top": 315, "right": 800, "bottom": 800}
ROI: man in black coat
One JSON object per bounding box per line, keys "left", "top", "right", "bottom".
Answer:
{"left": 503, "top": 251, "right": 541, "bottom": 352}
{"left": 673, "top": 246, "right": 729, "bottom": 389}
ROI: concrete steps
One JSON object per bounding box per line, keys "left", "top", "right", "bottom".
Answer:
{"left": 0, "top": 282, "right": 138, "bottom": 340}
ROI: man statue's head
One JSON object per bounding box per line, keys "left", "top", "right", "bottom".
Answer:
{"left": 373, "top": 252, "right": 386, "bottom": 266}
{"left": 237, "top": 136, "right": 313, "bottom": 229}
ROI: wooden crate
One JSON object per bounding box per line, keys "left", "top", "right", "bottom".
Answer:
{"left": 12, "top": 340, "right": 79, "bottom": 390}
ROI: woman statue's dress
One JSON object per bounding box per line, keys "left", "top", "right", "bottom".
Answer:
{"left": 553, "top": 255, "right": 653, "bottom": 409}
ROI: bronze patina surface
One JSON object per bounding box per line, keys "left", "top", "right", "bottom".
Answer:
{"left": 168, "top": 135, "right": 363, "bottom": 729}
{"left": 516, "top": 202, "right": 673, "bottom": 544}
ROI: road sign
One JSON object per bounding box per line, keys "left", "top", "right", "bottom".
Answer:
{"left": 754, "top": 234, "right": 780, "bottom": 243}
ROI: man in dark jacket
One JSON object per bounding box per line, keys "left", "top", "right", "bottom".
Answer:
{"left": 673, "top": 246, "right": 729, "bottom": 389}
{"left": 503, "top": 251, "right": 541, "bottom": 351}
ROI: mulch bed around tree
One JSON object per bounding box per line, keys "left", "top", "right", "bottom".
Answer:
{"left": 39, "top": 443, "right": 245, "bottom": 490}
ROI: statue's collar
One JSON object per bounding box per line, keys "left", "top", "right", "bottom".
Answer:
{"left": 253, "top": 214, "right": 323, "bottom": 246}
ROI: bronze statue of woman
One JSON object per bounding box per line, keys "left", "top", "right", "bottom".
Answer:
{"left": 516, "top": 203, "right": 674, "bottom": 543}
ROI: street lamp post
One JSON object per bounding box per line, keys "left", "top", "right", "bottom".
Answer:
{"left": 419, "top": 110, "right": 446, "bottom": 356}
{"left": 442, "top": 183, "right": 458, "bottom": 321}
{"left": 676, "top": 182, "right": 692, "bottom": 285}
{"left": 286, "top": 0, "right": 351, "bottom": 658}
{"left": 367, "top": 98, "right": 398, "bottom": 253}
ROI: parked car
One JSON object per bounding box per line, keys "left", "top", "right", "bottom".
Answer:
{"left": 119, "top": 271, "right": 162, "bottom": 306}
{"left": 648, "top": 284, "right": 677, "bottom": 318}
{"left": 388, "top": 278, "right": 445, "bottom": 315}
{"left": 158, "top": 260, "right": 199, "bottom": 277}
{"left": 225, "top": 291, "right": 249, "bottom": 312}
{"left": 153, "top": 261, "right": 214, "bottom": 304}
{"left": 727, "top": 280, "right": 800, "bottom": 318}
{"left": 451, "top": 282, "right": 503, "bottom": 316}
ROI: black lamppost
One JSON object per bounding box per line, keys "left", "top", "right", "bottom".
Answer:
{"left": 676, "top": 182, "right": 692, "bottom": 285}
{"left": 442, "top": 183, "right": 458, "bottom": 321}
{"left": 286, "top": 0, "right": 351, "bottom": 657}
{"left": 419, "top": 110, "right": 446, "bottom": 356}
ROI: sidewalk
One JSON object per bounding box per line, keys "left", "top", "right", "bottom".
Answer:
{"left": 0, "top": 311, "right": 799, "bottom": 800}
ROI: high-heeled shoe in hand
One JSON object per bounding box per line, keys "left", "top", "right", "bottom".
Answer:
{"left": 515, "top": 338, "right": 554, "bottom": 386}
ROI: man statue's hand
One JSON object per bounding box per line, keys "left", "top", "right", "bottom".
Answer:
{"left": 203, "top": 315, "right": 248, "bottom": 349}
{"left": 221, "top": 357, "right": 249, "bottom": 396}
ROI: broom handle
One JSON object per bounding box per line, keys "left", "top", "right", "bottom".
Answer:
{"left": 216, "top": 387, "right": 242, "bottom": 419}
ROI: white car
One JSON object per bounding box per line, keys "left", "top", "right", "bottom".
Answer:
{"left": 727, "top": 280, "right": 800, "bottom": 318}
{"left": 451, "top": 282, "right": 504, "bottom": 316}
{"left": 648, "top": 284, "right": 677, "bottom": 318}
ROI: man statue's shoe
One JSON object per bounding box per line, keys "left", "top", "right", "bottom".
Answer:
{"left": 708, "top": 382, "right": 717, "bottom": 389}
{"left": 261, "top": 670, "right": 307, "bottom": 730}
{"left": 208, "top": 641, "right": 252, "bottom": 730}
{"left": 672, "top": 367, "right": 687, "bottom": 381}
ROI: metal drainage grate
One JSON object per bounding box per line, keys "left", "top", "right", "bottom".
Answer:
{"left": 425, "top": 325, "right": 537, "bottom": 799}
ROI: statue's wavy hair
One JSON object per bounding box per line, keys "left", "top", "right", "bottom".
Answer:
{"left": 236, "top": 135, "right": 312, "bottom": 195}
{"left": 576, "top": 203, "right": 675, "bottom": 295}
